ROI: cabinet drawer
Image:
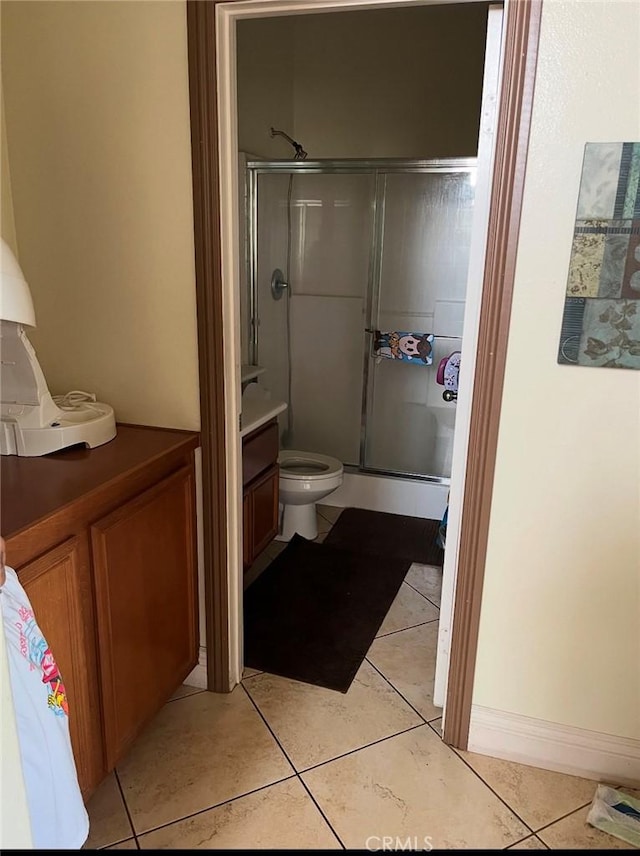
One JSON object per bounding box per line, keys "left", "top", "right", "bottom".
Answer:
{"left": 242, "top": 420, "right": 279, "bottom": 487}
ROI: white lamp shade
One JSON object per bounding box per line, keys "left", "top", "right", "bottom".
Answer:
{"left": 1, "top": 239, "right": 36, "bottom": 327}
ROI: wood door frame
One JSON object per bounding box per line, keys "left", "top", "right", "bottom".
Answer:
{"left": 186, "top": 0, "right": 542, "bottom": 745}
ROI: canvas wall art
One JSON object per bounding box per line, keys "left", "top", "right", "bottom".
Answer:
{"left": 558, "top": 142, "right": 640, "bottom": 369}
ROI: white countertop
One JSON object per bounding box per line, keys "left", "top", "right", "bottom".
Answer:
{"left": 241, "top": 364, "right": 266, "bottom": 384}
{"left": 240, "top": 396, "right": 287, "bottom": 438}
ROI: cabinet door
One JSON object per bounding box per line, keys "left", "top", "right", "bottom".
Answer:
{"left": 91, "top": 466, "right": 197, "bottom": 769}
{"left": 18, "top": 535, "right": 104, "bottom": 798}
{"left": 250, "top": 464, "right": 279, "bottom": 558}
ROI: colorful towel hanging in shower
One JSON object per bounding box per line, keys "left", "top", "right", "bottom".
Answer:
{"left": 373, "top": 331, "right": 434, "bottom": 364}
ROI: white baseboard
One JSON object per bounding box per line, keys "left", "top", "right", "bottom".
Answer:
{"left": 184, "top": 646, "right": 208, "bottom": 690}
{"left": 468, "top": 705, "right": 640, "bottom": 788}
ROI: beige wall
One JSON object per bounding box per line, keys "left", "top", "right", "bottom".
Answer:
{"left": 237, "top": 16, "right": 295, "bottom": 159}
{"left": 474, "top": 0, "right": 640, "bottom": 740}
{"left": 292, "top": 4, "right": 487, "bottom": 159}
{"left": 1, "top": 0, "right": 199, "bottom": 430}
{"left": 1, "top": 5, "right": 17, "bottom": 256}
{"left": 1, "top": 94, "right": 17, "bottom": 256}
{"left": 237, "top": 4, "right": 488, "bottom": 161}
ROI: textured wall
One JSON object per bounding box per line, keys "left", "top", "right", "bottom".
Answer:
{"left": 474, "top": 0, "right": 640, "bottom": 739}
{"left": 2, "top": 1, "right": 199, "bottom": 429}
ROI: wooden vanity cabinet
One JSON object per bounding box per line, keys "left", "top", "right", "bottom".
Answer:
{"left": 2, "top": 426, "right": 199, "bottom": 799}
{"left": 242, "top": 419, "right": 279, "bottom": 568}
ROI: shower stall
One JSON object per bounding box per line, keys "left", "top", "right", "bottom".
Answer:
{"left": 243, "top": 158, "right": 476, "bottom": 485}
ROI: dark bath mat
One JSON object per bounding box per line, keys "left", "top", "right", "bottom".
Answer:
{"left": 243, "top": 533, "right": 409, "bottom": 693}
{"left": 325, "top": 507, "right": 444, "bottom": 567}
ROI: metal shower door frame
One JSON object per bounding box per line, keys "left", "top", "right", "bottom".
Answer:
{"left": 245, "top": 157, "right": 477, "bottom": 482}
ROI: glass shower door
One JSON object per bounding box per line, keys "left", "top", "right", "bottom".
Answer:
{"left": 363, "top": 168, "right": 475, "bottom": 479}
{"left": 252, "top": 170, "right": 375, "bottom": 465}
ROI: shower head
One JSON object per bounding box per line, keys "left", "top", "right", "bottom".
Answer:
{"left": 270, "top": 126, "right": 307, "bottom": 160}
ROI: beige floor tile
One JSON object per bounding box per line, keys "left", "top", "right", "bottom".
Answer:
{"left": 138, "top": 778, "right": 340, "bottom": 850}
{"left": 265, "top": 540, "right": 287, "bottom": 560}
{"left": 405, "top": 563, "right": 442, "bottom": 607}
{"left": 316, "top": 513, "right": 332, "bottom": 535}
{"left": 104, "top": 840, "right": 138, "bottom": 850}
{"left": 316, "top": 504, "right": 343, "bottom": 525}
{"left": 168, "top": 684, "right": 204, "bottom": 702}
{"left": 245, "top": 660, "right": 421, "bottom": 771}
{"left": 367, "top": 622, "right": 440, "bottom": 721}
{"left": 377, "top": 583, "right": 439, "bottom": 637}
{"left": 85, "top": 772, "right": 133, "bottom": 849}
{"left": 117, "top": 687, "right": 294, "bottom": 834}
{"left": 315, "top": 531, "right": 329, "bottom": 543}
{"left": 508, "top": 835, "right": 548, "bottom": 849}
{"left": 537, "top": 802, "right": 638, "bottom": 850}
{"left": 457, "top": 751, "right": 596, "bottom": 830}
{"left": 242, "top": 666, "right": 262, "bottom": 679}
{"left": 302, "top": 725, "right": 529, "bottom": 849}
{"left": 429, "top": 717, "right": 443, "bottom": 737}
{"left": 243, "top": 549, "right": 273, "bottom": 589}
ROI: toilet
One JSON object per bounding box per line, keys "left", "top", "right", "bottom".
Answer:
{"left": 277, "top": 450, "right": 344, "bottom": 541}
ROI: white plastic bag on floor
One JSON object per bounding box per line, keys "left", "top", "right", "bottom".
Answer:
{"left": 587, "top": 785, "right": 640, "bottom": 847}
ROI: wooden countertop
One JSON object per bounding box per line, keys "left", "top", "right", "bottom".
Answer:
{"left": 1, "top": 424, "right": 199, "bottom": 540}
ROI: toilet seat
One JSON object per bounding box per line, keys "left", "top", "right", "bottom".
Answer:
{"left": 279, "top": 450, "right": 343, "bottom": 481}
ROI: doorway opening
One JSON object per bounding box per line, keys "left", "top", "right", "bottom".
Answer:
{"left": 187, "top": 0, "right": 541, "bottom": 749}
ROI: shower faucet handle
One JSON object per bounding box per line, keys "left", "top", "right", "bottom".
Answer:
{"left": 271, "top": 268, "right": 288, "bottom": 301}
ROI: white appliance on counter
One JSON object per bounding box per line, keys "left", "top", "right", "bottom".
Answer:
{"left": 0, "top": 239, "right": 116, "bottom": 456}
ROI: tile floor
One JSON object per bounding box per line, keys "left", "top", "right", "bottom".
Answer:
{"left": 85, "top": 506, "right": 633, "bottom": 851}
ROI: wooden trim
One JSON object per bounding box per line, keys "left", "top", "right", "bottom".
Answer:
{"left": 186, "top": 0, "right": 234, "bottom": 692}
{"left": 443, "top": 0, "right": 543, "bottom": 749}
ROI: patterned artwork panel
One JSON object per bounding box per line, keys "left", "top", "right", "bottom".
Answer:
{"left": 577, "top": 299, "right": 640, "bottom": 368}
{"left": 575, "top": 143, "right": 623, "bottom": 220}
{"left": 621, "top": 224, "right": 640, "bottom": 300}
{"left": 599, "top": 230, "right": 630, "bottom": 298}
{"left": 558, "top": 143, "right": 640, "bottom": 370}
{"left": 567, "top": 230, "right": 605, "bottom": 297}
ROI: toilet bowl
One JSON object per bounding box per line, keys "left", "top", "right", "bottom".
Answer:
{"left": 277, "top": 450, "right": 344, "bottom": 541}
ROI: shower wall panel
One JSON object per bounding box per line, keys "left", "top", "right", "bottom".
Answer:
{"left": 290, "top": 295, "right": 364, "bottom": 464}
{"left": 239, "top": 152, "right": 251, "bottom": 365}
{"left": 289, "top": 173, "right": 373, "bottom": 299}
{"left": 255, "top": 173, "right": 290, "bottom": 435}
{"left": 287, "top": 173, "right": 374, "bottom": 462}
{"left": 365, "top": 171, "right": 475, "bottom": 478}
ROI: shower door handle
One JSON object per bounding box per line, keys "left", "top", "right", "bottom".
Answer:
{"left": 365, "top": 328, "right": 383, "bottom": 350}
